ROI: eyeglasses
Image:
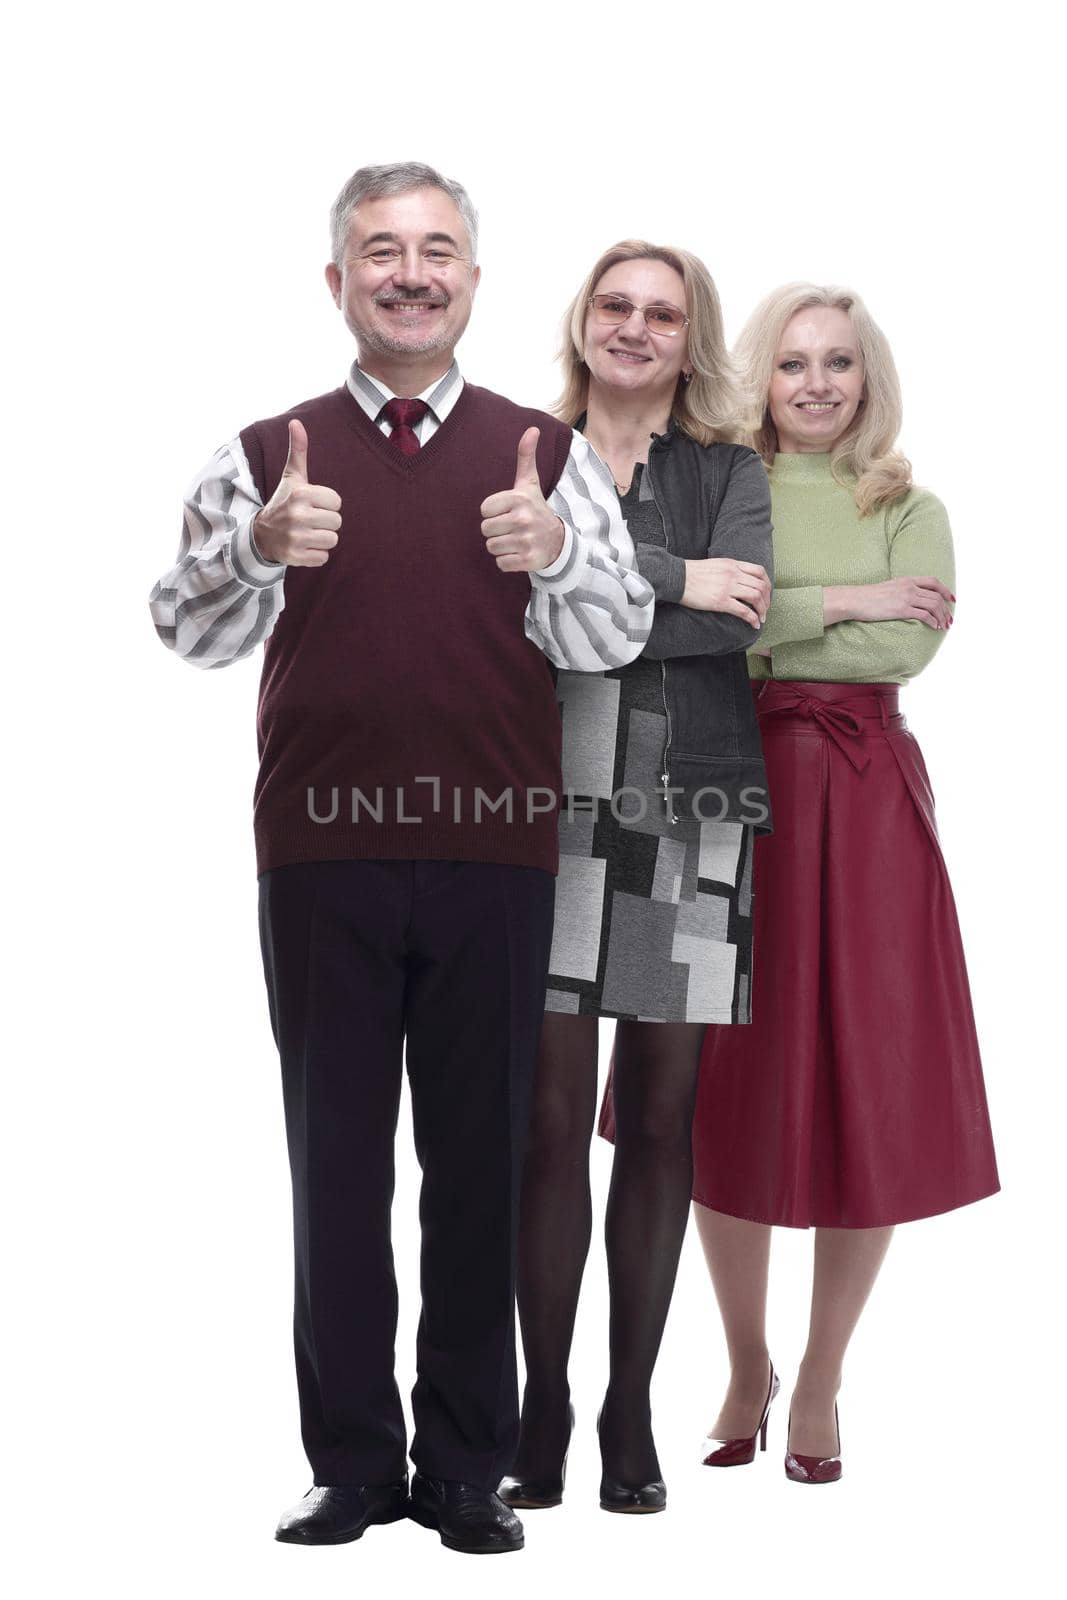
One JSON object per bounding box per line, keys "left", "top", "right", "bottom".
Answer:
{"left": 588, "top": 294, "right": 689, "bottom": 337}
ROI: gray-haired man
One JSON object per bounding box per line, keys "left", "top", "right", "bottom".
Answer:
{"left": 150, "top": 161, "right": 653, "bottom": 1554}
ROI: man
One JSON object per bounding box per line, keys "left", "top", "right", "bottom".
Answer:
{"left": 150, "top": 161, "right": 653, "bottom": 1555}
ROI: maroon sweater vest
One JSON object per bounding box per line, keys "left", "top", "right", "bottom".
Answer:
{"left": 240, "top": 382, "right": 573, "bottom": 876}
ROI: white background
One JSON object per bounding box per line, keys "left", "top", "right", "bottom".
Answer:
{"left": 6, "top": 2, "right": 1062, "bottom": 1597}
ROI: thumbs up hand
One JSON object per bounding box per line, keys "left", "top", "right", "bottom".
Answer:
{"left": 479, "top": 426, "right": 566, "bottom": 573}
{"left": 251, "top": 419, "right": 343, "bottom": 568}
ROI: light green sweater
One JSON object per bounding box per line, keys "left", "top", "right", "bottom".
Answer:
{"left": 751, "top": 452, "right": 955, "bottom": 684}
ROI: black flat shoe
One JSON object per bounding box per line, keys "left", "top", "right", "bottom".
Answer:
{"left": 498, "top": 1403, "right": 575, "bottom": 1509}
{"left": 408, "top": 1473, "right": 524, "bottom": 1554}
{"left": 274, "top": 1478, "right": 409, "bottom": 1544}
{"left": 598, "top": 1473, "right": 667, "bottom": 1514}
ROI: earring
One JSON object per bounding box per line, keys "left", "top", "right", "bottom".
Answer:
{"left": 682, "top": 371, "right": 692, "bottom": 385}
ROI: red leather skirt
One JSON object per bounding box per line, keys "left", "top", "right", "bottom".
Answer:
{"left": 599, "top": 680, "right": 1000, "bottom": 1228}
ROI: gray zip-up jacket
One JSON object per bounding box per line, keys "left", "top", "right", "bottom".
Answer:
{"left": 633, "top": 419, "right": 774, "bottom": 831}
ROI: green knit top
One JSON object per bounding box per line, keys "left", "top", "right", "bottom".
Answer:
{"left": 750, "top": 452, "right": 955, "bottom": 684}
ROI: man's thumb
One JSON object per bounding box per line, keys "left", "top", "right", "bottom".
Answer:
{"left": 513, "top": 425, "right": 541, "bottom": 489}
{"left": 282, "top": 418, "right": 309, "bottom": 482}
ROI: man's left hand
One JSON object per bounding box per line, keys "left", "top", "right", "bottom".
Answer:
{"left": 480, "top": 427, "right": 566, "bottom": 573}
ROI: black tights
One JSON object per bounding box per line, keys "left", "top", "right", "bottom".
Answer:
{"left": 513, "top": 1014, "right": 705, "bottom": 1484}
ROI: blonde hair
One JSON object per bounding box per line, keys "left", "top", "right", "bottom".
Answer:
{"left": 735, "top": 282, "right": 912, "bottom": 514}
{"left": 554, "top": 241, "right": 745, "bottom": 446}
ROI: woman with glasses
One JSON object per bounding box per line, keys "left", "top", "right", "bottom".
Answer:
{"left": 619, "top": 284, "right": 998, "bottom": 1485}
{"left": 497, "top": 242, "right": 773, "bottom": 1515}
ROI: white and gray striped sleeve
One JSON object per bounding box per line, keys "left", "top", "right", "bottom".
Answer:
{"left": 524, "top": 431, "right": 655, "bottom": 671}
{"left": 149, "top": 438, "right": 286, "bottom": 669}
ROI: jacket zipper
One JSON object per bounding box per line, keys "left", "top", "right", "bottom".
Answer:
{"left": 645, "top": 440, "right": 677, "bottom": 825}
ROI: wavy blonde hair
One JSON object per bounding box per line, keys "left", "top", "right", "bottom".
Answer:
{"left": 554, "top": 241, "right": 745, "bottom": 445}
{"left": 735, "top": 283, "right": 912, "bottom": 514}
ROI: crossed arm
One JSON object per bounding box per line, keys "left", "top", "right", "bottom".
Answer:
{"left": 755, "top": 489, "right": 956, "bottom": 680}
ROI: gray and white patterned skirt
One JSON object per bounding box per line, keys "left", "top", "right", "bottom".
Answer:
{"left": 544, "top": 662, "right": 754, "bottom": 1024}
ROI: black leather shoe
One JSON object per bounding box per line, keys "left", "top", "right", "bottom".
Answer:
{"left": 408, "top": 1473, "right": 524, "bottom": 1554}
{"left": 598, "top": 1473, "right": 667, "bottom": 1514}
{"left": 274, "top": 1478, "right": 409, "bottom": 1544}
{"left": 498, "top": 1402, "right": 575, "bottom": 1509}
{"left": 596, "top": 1403, "right": 666, "bottom": 1513}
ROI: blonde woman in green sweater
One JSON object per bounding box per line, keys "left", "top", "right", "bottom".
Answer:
{"left": 686, "top": 285, "right": 999, "bottom": 1482}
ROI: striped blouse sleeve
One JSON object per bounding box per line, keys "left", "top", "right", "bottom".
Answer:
{"left": 148, "top": 438, "right": 286, "bottom": 669}
{"left": 525, "top": 431, "right": 655, "bottom": 671}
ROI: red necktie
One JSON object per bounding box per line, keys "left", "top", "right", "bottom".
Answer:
{"left": 381, "top": 397, "right": 430, "bottom": 456}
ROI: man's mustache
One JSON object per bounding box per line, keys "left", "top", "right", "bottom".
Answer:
{"left": 373, "top": 290, "right": 450, "bottom": 307}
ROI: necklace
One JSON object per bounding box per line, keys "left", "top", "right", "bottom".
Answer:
{"left": 584, "top": 423, "right": 650, "bottom": 496}
{"left": 614, "top": 459, "right": 644, "bottom": 496}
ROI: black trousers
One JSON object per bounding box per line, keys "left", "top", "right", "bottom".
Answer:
{"left": 258, "top": 858, "right": 555, "bottom": 1488}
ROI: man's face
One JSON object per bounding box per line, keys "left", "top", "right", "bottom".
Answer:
{"left": 325, "top": 187, "right": 480, "bottom": 362}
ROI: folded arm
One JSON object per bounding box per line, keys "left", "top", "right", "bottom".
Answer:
{"left": 767, "top": 489, "right": 955, "bottom": 681}
{"left": 639, "top": 449, "right": 774, "bottom": 661}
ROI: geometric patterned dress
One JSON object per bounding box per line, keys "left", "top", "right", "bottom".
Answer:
{"left": 544, "top": 462, "right": 755, "bottom": 1023}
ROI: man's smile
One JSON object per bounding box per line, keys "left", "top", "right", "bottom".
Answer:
{"left": 376, "top": 298, "right": 447, "bottom": 315}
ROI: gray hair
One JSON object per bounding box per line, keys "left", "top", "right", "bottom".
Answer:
{"left": 329, "top": 161, "right": 479, "bottom": 266}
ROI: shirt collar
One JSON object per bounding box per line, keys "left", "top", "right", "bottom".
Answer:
{"left": 346, "top": 359, "right": 463, "bottom": 425}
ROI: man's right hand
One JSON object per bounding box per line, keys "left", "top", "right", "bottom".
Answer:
{"left": 251, "top": 420, "right": 342, "bottom": 568}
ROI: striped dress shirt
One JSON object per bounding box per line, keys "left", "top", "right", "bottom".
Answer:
{"left": 150, "top": 360, "right": 654, "bottom": 672}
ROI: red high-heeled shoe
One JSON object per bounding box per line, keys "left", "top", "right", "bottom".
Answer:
{"left": 701, "top": 1362, "right": 780, "bottom": 1467}
{"left": 784, "top": 1403, "right": 842, "bottom": 1484}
